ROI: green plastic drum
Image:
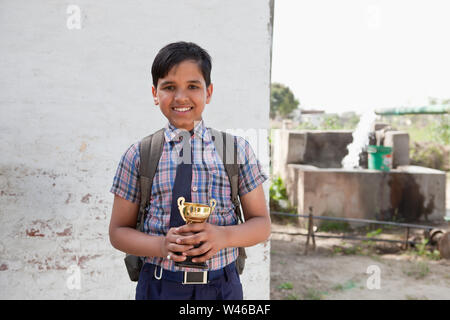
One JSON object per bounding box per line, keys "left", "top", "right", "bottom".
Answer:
{"left": 367, "top": 145, "right": 392, "bottom": 171}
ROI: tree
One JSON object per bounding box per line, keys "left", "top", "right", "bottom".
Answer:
{"left": 270, "top": 83, "right": 300, "bottom": 119}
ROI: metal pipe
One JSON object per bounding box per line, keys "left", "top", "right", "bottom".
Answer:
{"left": 270, "top": 211, "right": 434, "bottom": 230}
{"left": 374, "top": 105, "right": 450, "bottom": 115}
{"left": 271, "top": 230, "right": 416, "bottom": 246}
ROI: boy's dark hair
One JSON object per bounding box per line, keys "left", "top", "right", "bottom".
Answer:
{"left": 151, "top": 41, "right": 212, "bottom": 88}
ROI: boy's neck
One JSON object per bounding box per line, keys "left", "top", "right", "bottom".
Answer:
{"left": 169, "top": 119, "right": 203, "bottom": 135}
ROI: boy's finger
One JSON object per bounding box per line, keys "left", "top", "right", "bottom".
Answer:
{"left": 176, "top": 232, "right": 205, "bottom": 245}
{"left": 184, "top": 243, "right": 211, "bottom": 257}
{"left": 167, "top": 251, "right": 186, "bottom": 262}
{"left": 168, "top": 243, "right": 193, "bottom": 253}
{"left": 176, "top": 223, "right": 206, "bottom": 234}
{"left": 192, "top": 250, "right": 215, "bottom": 263}
{"left": 168, "top": 227, "right": 181, "bottom": 235}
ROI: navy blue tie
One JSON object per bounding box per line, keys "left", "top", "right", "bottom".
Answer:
{"left": 169, "top": 130, "right": 193, "bottom": 228}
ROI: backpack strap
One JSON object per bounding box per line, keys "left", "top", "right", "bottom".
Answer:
{"left": 136, "top": 128, "right": 165, "bottom": 231}
{"left": 210, "top": 128, "right": 247, "bottom": 274}
{"left": 209, "top": 128, "right": 244, "bottom": 223}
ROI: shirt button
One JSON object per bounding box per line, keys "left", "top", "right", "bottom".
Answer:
{"left": 192, "top": 186, "right": 198, "bottom": 192}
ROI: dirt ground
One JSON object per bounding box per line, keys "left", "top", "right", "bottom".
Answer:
{"left": 270, "top": 219, "right": 450, "bottom": 300}
{"left": 270, "top": 172, "right": 450, "bottom": 300}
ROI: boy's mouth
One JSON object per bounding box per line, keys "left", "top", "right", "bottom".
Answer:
{"left": 172, "top": 106, "right": 193, "bottom": 113}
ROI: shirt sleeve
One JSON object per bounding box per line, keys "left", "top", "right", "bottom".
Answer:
{"left": 235, "top": 136, "right": 268, "bottom": 196}
{"left": 110, "top": 142, "right": 141, "bottom": 203}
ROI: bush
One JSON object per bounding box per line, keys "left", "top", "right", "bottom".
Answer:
{"left": 431, "top": 114, "right": 450, "bottom": 146}
{"left": 270, "top": 176, "right": 288, "bottom": 202}
{"left": 410, "top": 142, "right": 449, "bottom": 171}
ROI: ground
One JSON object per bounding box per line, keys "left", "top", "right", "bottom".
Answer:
{"left": 270, "top": 219, "right": 450, "bottom": 300}
{"left": 270, "top": 171, "right": 450, "bottom": 300}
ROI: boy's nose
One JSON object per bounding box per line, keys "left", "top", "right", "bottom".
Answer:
{"left": 174, "top": 89, "right": 190, "bottom": 104}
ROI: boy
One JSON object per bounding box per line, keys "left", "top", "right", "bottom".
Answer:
{"left": 109, "top": 42, "right": 270, "bottom": 300}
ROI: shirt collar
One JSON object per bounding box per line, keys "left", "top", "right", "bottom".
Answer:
{"left": 164, "top": 119, "right": 212, "bottom": 143}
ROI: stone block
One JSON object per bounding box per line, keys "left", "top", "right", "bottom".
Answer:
{"left": 384, "top": 131, "right": 410, "bottom": 167}
{"left": 302, "top": 131, "right": 353, "bottom": 168}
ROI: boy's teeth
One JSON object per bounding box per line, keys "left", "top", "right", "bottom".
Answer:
{"left": 174, "top": 107, "right": 191, "bottom": 111}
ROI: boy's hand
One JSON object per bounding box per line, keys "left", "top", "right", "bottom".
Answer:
{"left": 162, "top": 227, "right": 194, "bottom": 262}
{"left": 174, "top": 223, "right": 227, "bottom": 263}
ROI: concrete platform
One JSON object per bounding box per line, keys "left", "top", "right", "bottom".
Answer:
{"left": 285, "top": 164, "right": 446, "bottom": 223}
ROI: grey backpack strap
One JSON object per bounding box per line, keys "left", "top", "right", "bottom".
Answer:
{"left": 137, "top": 128, "right": 165, "bottom": 232}
{"left": 210, "top": 128, "right": 243, "bottom": 223}
{"left": 210, "top": 128, "right": 247, "bottom": 274}
{"left": 124, "top": 128, "right": 165, "bottom": 282}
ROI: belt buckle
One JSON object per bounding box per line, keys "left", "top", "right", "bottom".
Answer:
{"left": 183, "top": 271, "right": 208, "bottom": 284}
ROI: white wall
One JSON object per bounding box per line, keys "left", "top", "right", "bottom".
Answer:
{"left": 0, "top": 0, "right": 273, "bottom": 299}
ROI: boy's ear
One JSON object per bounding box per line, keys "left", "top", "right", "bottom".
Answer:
{"left": 206, "top": 83, "right": 213, "bottom": 104}
{"left": 151, "top": 85, "right": 159, "bottom": 105}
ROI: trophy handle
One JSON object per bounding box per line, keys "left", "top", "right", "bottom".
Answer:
{"left": 177, "top": 197, "right": 186, "bottom": 222}
{"left": 209, "top": 198, "right": 217, "bottom": 213}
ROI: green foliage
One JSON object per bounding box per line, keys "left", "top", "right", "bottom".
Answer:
{"left": 414, "top": 239, "right": 441, "bottom": 260}
{"left": 427, "top": 97, "right": 449, "bottom": 144}
{"left": 402, "top": 261, "right": 430, "bottom": 279}
{"left": 296, "top": 121, "right": 318, "bottom": 130}
{"left": 431, "top": 114, "right": 450, "bottom": 145}
{"left": 296, "top": 113, "right": 360, "bottom": 130}
{"left": 269, "top": 176, "right": 288, "bottom": 202}
{"left": 269, "top": 176, "right": 298, "bottom": 224}
{"left": 303, "top": 288, "right": 327, "bottom": 300}
{"left": 317, "top": 220, "right": 352, "bottom": 233}
{"left": 410, "top": 142, "right": 448, "bottom": 171}
{"left": 321, "top": 115, "right": 342, "bottom": 130}
{"left": 380, "top": 99, "right": 449, "bottom": 171}
{"left": 332, "top": 280, "right": 357, "bottom": 291}
{"left": 270, "top": 83, "right": 299, "bottom": 119}
{"left": 277, "top": 282, "right": 293, "bottom": 290}
{"left": 366, "top": 228, "right": 383, "bottom": 238}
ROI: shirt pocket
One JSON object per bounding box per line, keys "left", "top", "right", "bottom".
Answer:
{"left": 206, "top": 165, "right": 231, "bottom": 203}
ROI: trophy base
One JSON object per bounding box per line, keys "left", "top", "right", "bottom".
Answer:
{"left": 175, "top": 259, "right": 208, "bottom": 270}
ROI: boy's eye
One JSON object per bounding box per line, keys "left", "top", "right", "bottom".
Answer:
{"left": 163, "top": 86, "right": 175, "bottom": 91}
{"left": 188, "top": 85, "right": 199, "bottom": 89}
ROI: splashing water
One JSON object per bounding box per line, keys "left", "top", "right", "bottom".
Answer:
{"left": 341, "top": 109, "right": 377, "bottom": 169}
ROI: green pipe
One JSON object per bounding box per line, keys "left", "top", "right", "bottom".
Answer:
{"left": 375, "top": 105, "right": 450, "bottom": 115}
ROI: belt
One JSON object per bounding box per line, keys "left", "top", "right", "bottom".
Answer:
{"left": 147, "top": 262, "right": 235, "bottom": 285}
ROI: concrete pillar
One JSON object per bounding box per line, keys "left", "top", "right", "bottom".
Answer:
{"left": 384, "top": 131, "right": 410, "bottom": 168}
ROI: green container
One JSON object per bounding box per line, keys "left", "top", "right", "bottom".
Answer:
{"left": 367, "top": 145, "right": 392, "bottom": 171}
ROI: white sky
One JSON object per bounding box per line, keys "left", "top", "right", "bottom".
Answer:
{"left": 271, "top": 0, "right": 450, "bottom": 114}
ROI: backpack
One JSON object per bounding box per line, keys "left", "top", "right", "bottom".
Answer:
{"left": 124, "top": 128, "right": 247, "bottom": 281}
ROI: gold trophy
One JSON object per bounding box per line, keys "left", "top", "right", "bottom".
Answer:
{"left": 175, "top": 196, "right": 216, "bottom": 269}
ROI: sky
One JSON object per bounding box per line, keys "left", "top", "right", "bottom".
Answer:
{"left": 271, "top": 0, "right": 450, "bottom": 114}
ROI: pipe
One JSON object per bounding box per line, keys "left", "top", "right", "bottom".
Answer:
{"left": 270, "top": 211, "right": 434, "bottom": 230}
{"left": 374, "top": 105, "right": 450, "bottom": 115}
{"left": 271, "top": 230, "right": 416, "bottom": 246}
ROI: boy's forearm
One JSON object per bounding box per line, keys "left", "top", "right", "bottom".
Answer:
{"left": 110, "top": 227, "right": 164, "bottom": 258}
{"left": 222, "top": 216, "right": 271, "bottom": 248}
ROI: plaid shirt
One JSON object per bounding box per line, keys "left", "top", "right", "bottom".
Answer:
{"left": 110, "top": 120, "right": 268, "bottom": 271}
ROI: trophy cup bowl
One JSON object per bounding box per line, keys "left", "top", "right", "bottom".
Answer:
{"left": 175, "top": 197, "right": 216, "bottom": 269}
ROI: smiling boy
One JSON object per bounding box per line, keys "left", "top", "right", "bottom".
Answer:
{"left": 109, "top": 42, "right": 270, "bottom": 300}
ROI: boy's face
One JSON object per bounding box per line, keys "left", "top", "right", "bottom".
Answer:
{"left": 152, "top": 60, "right": 213, "bottom": 131}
